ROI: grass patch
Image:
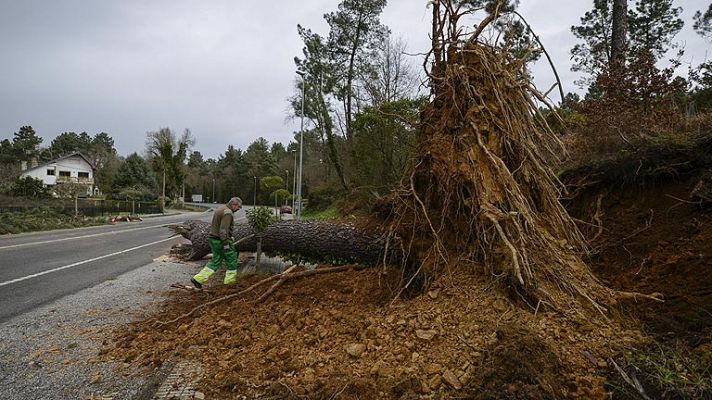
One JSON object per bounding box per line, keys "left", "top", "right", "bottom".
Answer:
{"left": 168, "top": 204, "right": 209, "bottom": 213}
{"left": 300, "top": 207, "right": 340, "bottom": 220}
{"left": 0, "top": 208, "right": 106, "bottom": 235}
{"left": 606, "top": 343, "right": 712, "bottom": 399}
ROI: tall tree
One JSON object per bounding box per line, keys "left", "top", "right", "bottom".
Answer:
{"left": 628, "top": 0, "right": 683, "bottom": 58}
{"left": 12, "top": 126, "right": 42, "bottom": 162}
{"left": 325, "top": 0, "right": 388, "bottom": 142}
{"left": 611, "top": 0, "right": 628, "bottom": 67}
{"left": 145, "top": 127, "right": 194, "bottom": 202}
{"left": 571, "top": 0, "right": 684, "bottom": 86}
{"left": 48, "top": 132, "right": 92, "bottom": 158}
{"left": 571, "top": 0, "right": 614, "bottom": 83}
{"left": 362, "top": 35, "right": 420, "bottom": 106}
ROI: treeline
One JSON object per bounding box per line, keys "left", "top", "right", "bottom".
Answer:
{"left": 0, "top": 126, "right": 302, "bottom": 206}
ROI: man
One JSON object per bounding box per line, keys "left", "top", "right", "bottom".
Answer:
{"left": 191, "top": 197, "right": 242, "bottom": 288}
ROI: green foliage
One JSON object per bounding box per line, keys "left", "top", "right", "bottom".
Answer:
{"left": 628, "top": 0, "right": 684, "bottom": 58}
{"left": 145, "top": 127, "right": 194, "bottom": 199}
{"left": 54, "top": 182, "right": 89, "bottom": 199}
{"left": 271, "top": 189, "right": 290, "bottom": 203}
{"left": 112, "top": 153, "right": 157, "bottom": 198}
{"left": 260, "top": 175, "right": 284, "bottom": 193}
{"left": 246, "top": 206, "right": 273, "bottom": 233}
{"left": 694, "top": 4, "right": 712, "bottom": 40}
{"left": 12, "top": 126, "right": 42, "bottom": 162}
{"left": 350, "top": 97, "right": 424, "bottom": 191}
{"left": 0, "top": 139, "right": 16, "bottom": 164}
{"left": 571, "top": 0, "right": 613, "bottom": 80}
{"left": 300, "top": 207, "right": 340, "bottom": 221}
{"left": 271, "top": 249, "right": 369, "bottom": 267}
{"left": 10, "top": 176, "right": 50, "bottom": 198}
{"left": 306, "top": 185, "right": 345, "bottom": 211}
{"left": 571, "top": 0, "right": 684, "bottom": 85}
{"left": 48, "top": 131, "right": 93, "bottom": 158}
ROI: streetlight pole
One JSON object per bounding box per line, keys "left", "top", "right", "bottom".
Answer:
{"left": 253, "top": 176, "right": 257, "bottom": 206}
{"left": 285, "top": 170, "right": 289, "bottom": 206}
{"left": 162, "top": 166, "right": 166, "bottom": 213}
{"left": 292, "top": 149, "right": 297, "bottom": 211}
{"left": 296, "top": 71, "right": 305, "bottom": 220}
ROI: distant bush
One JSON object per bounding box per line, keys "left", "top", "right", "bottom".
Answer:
{"left": 306, "top": 185, "right": 346, "bottom": 211}
{"left": 10, "top": 177, "right": 50, "bottom": 199}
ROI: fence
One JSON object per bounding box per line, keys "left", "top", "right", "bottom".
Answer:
{"left": 0, "top": 198, "right": 161, "bottom": 217}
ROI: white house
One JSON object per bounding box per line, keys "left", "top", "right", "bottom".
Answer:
{"left": 20, "top": 152, "right": 96, "bottom": 196}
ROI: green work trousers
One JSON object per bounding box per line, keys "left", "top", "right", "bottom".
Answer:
{"left": 193, "top": 237, "right": 238, "bottom": 285}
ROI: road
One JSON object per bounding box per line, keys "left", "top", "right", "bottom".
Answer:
{"left": 0, "top": 211, "right": 215, "bottom": 322}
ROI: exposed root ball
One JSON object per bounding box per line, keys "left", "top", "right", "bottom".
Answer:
{"left": 386, "top": 10, "right": 615, "bottom": 313}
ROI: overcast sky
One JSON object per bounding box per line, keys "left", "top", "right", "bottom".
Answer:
{"left": 0, "top": 0, "right": 708, "bottom": 159}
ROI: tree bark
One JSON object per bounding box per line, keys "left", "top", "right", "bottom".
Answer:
{"left": 611, "top": 0, "right": 628, "bottom": 68}
{"left": 173, "top": 220, "right": 389, "bottom": 265}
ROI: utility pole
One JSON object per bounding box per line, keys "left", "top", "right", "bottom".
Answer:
{"left": 297, "top": 71, "right": 305, "bottom": 220}
{"left": 211, "top": 177, "right": 215, "bottom": 203}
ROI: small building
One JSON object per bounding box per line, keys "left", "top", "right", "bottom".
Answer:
{"left": 20, "top": 152, "right": 96, "bottom": 197}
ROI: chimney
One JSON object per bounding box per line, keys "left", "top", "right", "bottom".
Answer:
{"left": 30, "top": 157, "right": 38, "bottom": 169}
{"left": 20, "top": 161, "right": 27, "bottom": 171}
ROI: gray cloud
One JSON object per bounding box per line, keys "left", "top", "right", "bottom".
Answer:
{"left": 0, "top": 0, "right": 708, "bottom": 158}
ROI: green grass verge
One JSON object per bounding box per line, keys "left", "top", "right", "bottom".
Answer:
{"left": 0, "top": 209, "right": 106, "bottom": 235}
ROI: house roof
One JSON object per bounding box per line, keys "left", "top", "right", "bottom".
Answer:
{"left": 23, "top": 152, "right": 95, "bottom": 173}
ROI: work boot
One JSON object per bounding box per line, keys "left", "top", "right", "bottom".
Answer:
{"left": 224, "top": 270, "right": 237, "bottom": 285}
{"left": 192, "top": 266, "right": 214, "bottom": 287}
{"left": 190, "top": 278, "right": 202, "bottom": 289}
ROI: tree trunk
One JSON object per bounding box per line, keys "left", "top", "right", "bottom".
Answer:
{"left": 255, "top": 237, "right": 262, "bottom": 271}
{"left": 611, "top": 0, "right": 628, "bottom": 68}
{"left": 172, "top": 220, "right": 390, "bottom": 265}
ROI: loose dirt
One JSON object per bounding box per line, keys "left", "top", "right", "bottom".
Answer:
{"left": 107, "top": 266, "right": 636, "bottom": 399}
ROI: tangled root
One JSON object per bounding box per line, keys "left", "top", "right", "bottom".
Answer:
{"left": 385, "top": 4, "right": 615, "bottom": 315}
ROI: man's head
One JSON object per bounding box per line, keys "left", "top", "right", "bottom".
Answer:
{"left": 227, "top": 197, "right": 243, "bottom": 212}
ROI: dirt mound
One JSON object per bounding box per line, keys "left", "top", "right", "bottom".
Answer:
{"left": 107, "top": 267, "right": 632, "bottom": 399}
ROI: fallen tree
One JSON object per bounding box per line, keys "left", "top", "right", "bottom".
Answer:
{"left": 171, "top": 219, "right": 391, "bottom": 266}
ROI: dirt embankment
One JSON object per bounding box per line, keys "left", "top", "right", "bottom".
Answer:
{"left": 565, "top": 158, "right": 712, "bottom": 398}
{"left": 568, "top": 170, "right": 711, "bottom": 344}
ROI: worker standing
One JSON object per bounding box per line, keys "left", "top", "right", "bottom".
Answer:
{"left": 191, "top": 197, "right": 242, "bottom": 288}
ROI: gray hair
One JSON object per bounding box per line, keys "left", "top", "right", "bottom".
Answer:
{"left": 228, "top": 197, "right": 242, "bottom": 207}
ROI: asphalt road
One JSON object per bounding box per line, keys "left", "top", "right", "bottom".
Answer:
{"left": 0, "top": 210, "right": 215, "bottom": 322}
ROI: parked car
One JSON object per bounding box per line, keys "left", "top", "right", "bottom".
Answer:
{"left": 280, "top": 205, "right": 292, "bottom": 214}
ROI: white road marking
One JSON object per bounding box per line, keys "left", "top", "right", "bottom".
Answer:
{"left": 0, "top": 235, "right": 180, "bottom": 287}
{"left": 0, "top": 223, "right": 173, "bottom": 250}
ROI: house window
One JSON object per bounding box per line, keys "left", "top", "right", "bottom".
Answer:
{"left": 78, "top": 172, "right": 89, "bottom": 178}
{"left": 47, "top": 169, "right": 55, "bottom": 176}
{"left": 59, "top": 171, "right": 71, "bottom": 177}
